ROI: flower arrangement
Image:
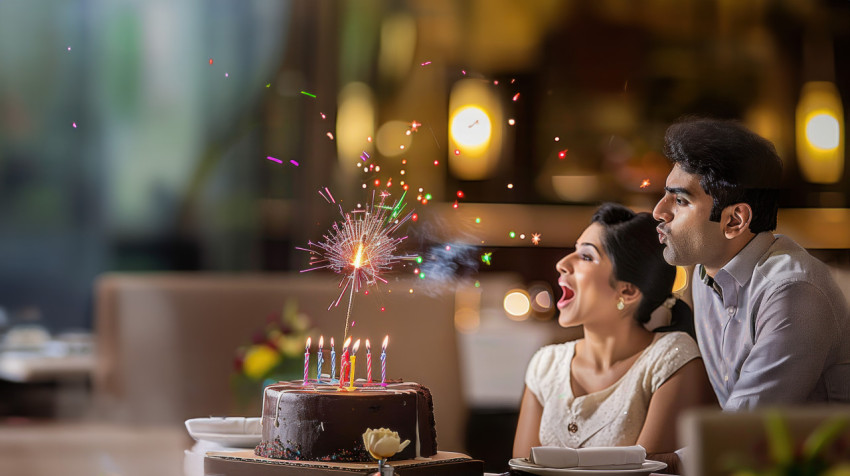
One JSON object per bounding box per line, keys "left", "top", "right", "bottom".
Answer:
{"left": 362, "top": 428, "right": 410, "bottom": 475}
{"left": 728, "top": 411, "right": 850, "bottom": 476}
{"left": 231, "top": 300, "right": 315, "bottom": 406}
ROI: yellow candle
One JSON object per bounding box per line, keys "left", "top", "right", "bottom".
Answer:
{"left": 348, "top": 355, "right": 356, "bottom": 390}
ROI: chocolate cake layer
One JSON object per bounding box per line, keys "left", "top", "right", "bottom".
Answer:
{"left": 257, "top": 380, "right": 437, "bottom": 462}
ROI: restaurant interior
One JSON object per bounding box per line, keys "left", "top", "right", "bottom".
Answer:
{"left": 1, "top": 1, "right": 849, "bottom": 475}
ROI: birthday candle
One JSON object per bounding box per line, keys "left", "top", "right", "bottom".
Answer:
{"left": 338, "top": 337, "right": 352, "bottom": 388}
{"left": 317, "top": 336, "right": 324, "bottom": 383}
{"left": 366, "top": 339, "right": 372, "bottom": 384}
{"left": 381, "top": 335, "right": 388, "bottom": 387}
{"left": 330, "top": 337, "right": 336, "bottom": 382}
{"left": 349, "top": 339, "right": 361, "bottom": 390}
{"left": 303, "top": 337, "right": 311, "bottom": 385}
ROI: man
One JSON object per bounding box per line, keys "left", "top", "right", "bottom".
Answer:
{"left": 652, "top": 117, "right": 850, "bottom": 410}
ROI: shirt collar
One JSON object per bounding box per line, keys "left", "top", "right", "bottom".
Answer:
{"left": 722, "top": 232, "right": 776, "bottom": 287}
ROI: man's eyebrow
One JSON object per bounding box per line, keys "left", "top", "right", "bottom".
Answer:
{"left": 664, "top": 186, "right": 692, "bottom": 197}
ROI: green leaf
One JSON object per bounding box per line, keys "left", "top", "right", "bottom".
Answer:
{"left": 802, "top": 416, "right": 848, "bottom": 460}
{"left": 764, "top": 410, "right": 794, "bottom": 465}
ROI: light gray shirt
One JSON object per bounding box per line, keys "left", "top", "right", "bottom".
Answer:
{"left": 692, "top": 232, "right": 850, "bottom": 410}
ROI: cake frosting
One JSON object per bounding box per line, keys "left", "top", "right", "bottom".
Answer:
{"left": 255, "top": 379, "right": 438, "bottom": 462}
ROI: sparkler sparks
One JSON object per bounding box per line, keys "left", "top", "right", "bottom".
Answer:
{"left": 297, "top": 189, "right": 417, "bottom": 341}
{"left": 640, "top": 179, "right": 651, "bottom": 189}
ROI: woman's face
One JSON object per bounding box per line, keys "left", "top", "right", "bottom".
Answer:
{"left": 555, "top": 222, "right": 621, "bottom": 328}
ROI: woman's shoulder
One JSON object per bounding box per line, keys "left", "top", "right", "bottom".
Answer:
{"left": 527, "top": 340, "right": 578, "bottom": 377}
{"left": 651, "top": 330, "right": 699, "bottom": 351}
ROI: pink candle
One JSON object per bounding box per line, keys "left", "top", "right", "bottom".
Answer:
{"left": 381, "top": 335, "right": 388, "bottom": 387}
{"left": 366, "top": 339, "right": 373, "bottom": 384}
{"left": 338, "top": 337, "right": 352, "bottom": 388}
{"left": 303, "top": 337, "right": 311, "bottom": 385}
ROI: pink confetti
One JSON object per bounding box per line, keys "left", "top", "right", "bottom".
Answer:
{"left": 454, "top": 149, "right": 460, "bottom": 156}
{"left": 360, "top": 151, "right": 370, "bottom": 161}
{"left": 290, "top": 159, "right": 300, "bottom": 166}
{"left": 67, "top": 46, "right": 72, "bottom": 51}
{"left": 225, "top": 72, "right": 229, "bottom": 78}
{"left": 420, "top": 61, "right": 431, "bottom": 66}
{"left": 72, "top": 122, "right": 77, "bottom": 128}
{"left": 512, "top": 92, "right": 520, "bottom": 102}
{"left": 326, "top": 132, "right": 334, "bottom": 140}
{"left": 266, "top": 156, "right": 282, "bottom": 164}
{"left": 320, "top": 112, "right": 326, "bottom": 119}
{"left": 462, "top": 70, "right": 467, "bottom": 75}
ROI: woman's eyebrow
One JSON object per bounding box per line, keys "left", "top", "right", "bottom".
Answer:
{"left": 577, "top": 242, "right": 601, "bottom": 254}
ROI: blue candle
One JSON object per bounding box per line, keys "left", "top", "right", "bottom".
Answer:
{"left": 330, "top": 337, "right": 336, "bottom": 382}
{"left": 316, "top": 336, "right": 324, "bottom": 383}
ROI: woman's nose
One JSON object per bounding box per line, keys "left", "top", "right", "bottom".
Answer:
{"left": 556, "top": 254, "right": 573, "bottom": 274}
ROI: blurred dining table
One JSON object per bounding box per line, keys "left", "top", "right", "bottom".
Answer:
{"left": 0, "top": 419, "right": 188, "bottom": 476}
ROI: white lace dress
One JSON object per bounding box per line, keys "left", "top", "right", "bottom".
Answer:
{"left": 525, "top": 331, "right": 700, "bottom": 448}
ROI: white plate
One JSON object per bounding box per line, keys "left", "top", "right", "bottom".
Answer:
{"left": 185, "top": 417, "right": 261, "bottom": 448}
{"left": 509, "top": 458, "right": 667, "bottom": 476}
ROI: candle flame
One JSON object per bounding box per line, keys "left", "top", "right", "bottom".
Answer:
{"left": 343, "top": 336, "right": 352, "bottom": 348}
{"left": 352, "top": 338, "right": 361, "bottom": 354}
{"left": 330, "top": 336, "right": 335, "bottom": 347}
{"left": 382, "top": 335, "right": 389, "bottom": 351}
{"left": 352, "top": 242, "right": 364, "bottom": 268}
{"left": 305, "top": 336, "right": 311, "bottom": 350}
{"left": 318, "top": 335, "right": 324, "bottom": 349}
{"left": 366, "top": 338, "right": 371, "bottom": 352}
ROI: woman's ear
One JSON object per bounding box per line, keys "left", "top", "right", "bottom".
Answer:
{"left": 722, "top": 203, "right": 753, "bottom": 239}
{"left": 618, "top": 282, "right": 642, "bottom": 307}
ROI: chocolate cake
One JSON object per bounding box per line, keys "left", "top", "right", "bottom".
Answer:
{"left": 256, "top": 380, "right": 437, "bottom": 462}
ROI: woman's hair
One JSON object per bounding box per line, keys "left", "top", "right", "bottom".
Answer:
{"left": 664, "top": 117, "right": 782, "bottom": 233}
{"left": 591, "top": 203, "right": 694, "bottom": 337}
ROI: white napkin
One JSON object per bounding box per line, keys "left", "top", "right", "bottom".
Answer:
{"left": 184, "top": 417, "right": 260, "bottom": 436}
{"left": 529, "top": 445, "right": 646, "bottom": 469}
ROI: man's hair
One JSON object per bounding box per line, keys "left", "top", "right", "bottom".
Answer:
{"left": 664, "top": 117, "right": 783, "bottom": 233}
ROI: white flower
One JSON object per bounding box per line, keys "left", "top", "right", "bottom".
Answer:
{"left": 362, "top": 428, "right": 411, "bottom": 460}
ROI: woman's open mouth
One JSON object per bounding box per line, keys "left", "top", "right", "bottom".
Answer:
{"left": 557, "top": 282, "right": 576, "bottom": 309}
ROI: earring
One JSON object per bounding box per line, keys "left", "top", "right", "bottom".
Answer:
{"left": 616, "top": 297, "right": 625, "bottom": 311}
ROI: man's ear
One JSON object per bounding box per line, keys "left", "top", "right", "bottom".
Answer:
{"left": 722, "top": 203, "right": 753, "bottom": 239}
{"left": 618, "top": 282, "right": 642, "bottom": 307}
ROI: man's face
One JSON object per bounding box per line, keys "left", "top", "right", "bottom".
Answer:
{"left": 652, "top": 164, "right": 726, "bottom": 268}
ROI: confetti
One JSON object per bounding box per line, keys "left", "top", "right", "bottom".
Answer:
{"left": 640, "top": 179, "right": 651, "bottom": 189}
{"left": 481, "top": 252, "right": 492, "bottom": 266}
{"left": 360, "top": 151, "right": 370, "bottom": 161}
{"left": 531, "top": 233, "right": 541, "bottom": 245}
{"left": 290, "top": 160, "right": 300, "bottom": 166}
{"left": 433, "top": 160, "right": 439, "bottom": 166}
{"left": 409, "top": 120, "right": 421, "bottom": 132}
{"left": 454, "top": 149, "right": 460, "bottom": 156}
{"left": 266, "top": 83, "right": 270, "bottom": 88}
{"left": 554, "top": 136, "right": 560, "bottom": 142}
{"left": 452, "top": 200, "right": 459, "bottom": 209}
{"left": 456, "top": 190, "right": 464, "bottom": 198}
{"left": 266, "top": 156, "right": 283, "bottom": 164}
{"left": 300, "top": 91, "right": 317, "bottom": 98}
{"left": 209, "top": 58, "right": 213, "bottom": 65}
{"left": 420, "top": 61, "right": 432, "bottom": 66}
{"left": 225, "top": 72, "right": 229, "bottom": 78}
{"left": 72, "top": 122, "right": 77, "bottom": 128}
{"left": 558, "top": 149, "right": 568, "bottom": 159}
{"left": 320, "top": 112, "right": 327, "bottom": 119}
{"left": 508, "top": 119, "right": 516, "bottom": 125}
{"left": 509, "top": 231, "right": 516, "bottom": 238}
{"left": 462, "top": 70, "right": 467, "bottom": 75}
{"left": 512, "top": 92, "right": 520, "bottom": 102}
{"left": 327, "top": 132, "right": 334, "bottom": 140}
{"left": 67, "top": 46, "right": 72, "bottom": 51}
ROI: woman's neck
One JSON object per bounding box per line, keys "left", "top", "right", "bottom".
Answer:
{"left": 577, "top": 320, "right": 654, "bottom": 372}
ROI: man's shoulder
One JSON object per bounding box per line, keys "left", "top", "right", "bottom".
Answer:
{"left": 753, "top": 234, "right": 834, "bottom": 287}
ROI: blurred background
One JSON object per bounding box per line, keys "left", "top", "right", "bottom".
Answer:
{"left": 1, "top": 0, "right": 849, "bottom": 474}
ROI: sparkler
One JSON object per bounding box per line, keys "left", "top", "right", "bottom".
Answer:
{"left": 297, "top": 189, "right": 417, "bottom": 342}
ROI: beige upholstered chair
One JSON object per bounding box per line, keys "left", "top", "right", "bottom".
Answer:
{"left": 93, "top": 272, "right": 467, "bottom": 452}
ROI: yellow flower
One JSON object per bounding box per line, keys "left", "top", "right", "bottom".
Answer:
{"left": 242, "top": 345, "right": 281, "bottom": 380}
{"left": 361, "top": 428, "right": 410, "bottom": 460}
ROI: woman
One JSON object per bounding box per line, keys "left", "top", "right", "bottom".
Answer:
{"left": 513, "top": 203, "right": 715, "bottom": 460}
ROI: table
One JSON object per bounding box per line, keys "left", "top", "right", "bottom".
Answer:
{"left": 0, "top": 421, "right": 188, "bottom": 476}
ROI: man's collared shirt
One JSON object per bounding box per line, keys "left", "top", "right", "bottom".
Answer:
{"left": 693, "top": 232, "right": 850, "bottom": 410}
